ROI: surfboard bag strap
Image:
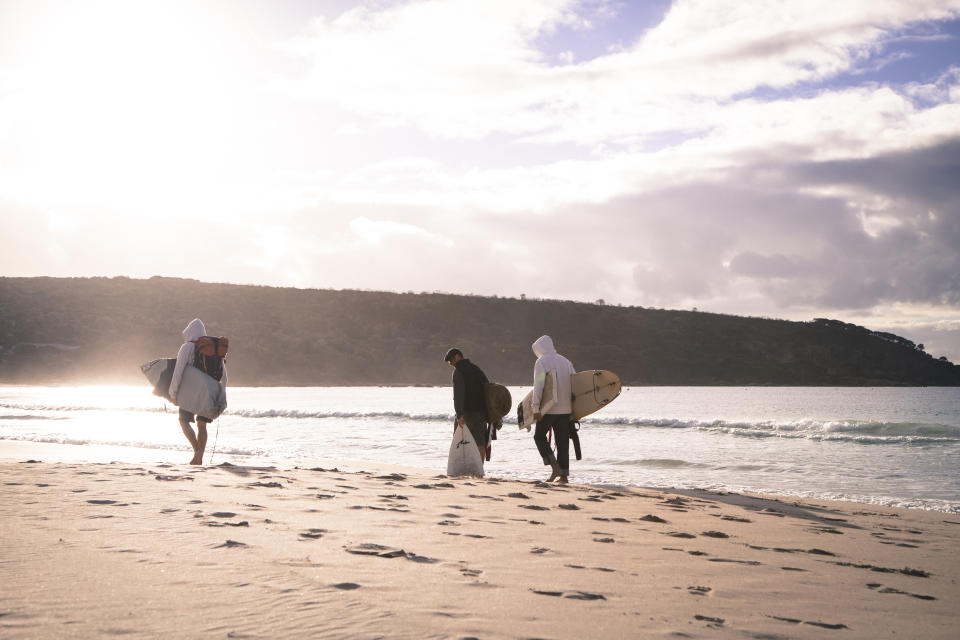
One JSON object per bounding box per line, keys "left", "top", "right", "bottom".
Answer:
{"left": 571, "top": 422, "right": 582, "bottom": 461}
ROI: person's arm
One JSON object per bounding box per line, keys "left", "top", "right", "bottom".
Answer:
{"left": 453, "top": 369, "right": 465, "bottom": 421}
{"left": 532, "top": 359, "right": 546, "bottom": 418}
{"left": 168, "top": 342, "right": 194, "bottom": 403}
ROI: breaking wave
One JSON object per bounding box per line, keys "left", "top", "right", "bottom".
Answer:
{"left": 584, "top": 416, "right": 960, "bottom": 443}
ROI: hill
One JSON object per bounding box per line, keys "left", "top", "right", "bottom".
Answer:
{"left": 1, "top": 276, "right": 957, "bottom": 386}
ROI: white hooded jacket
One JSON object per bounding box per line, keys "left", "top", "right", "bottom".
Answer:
{"left": 531, "top": 335, "right": 575, "bottom": 415}
{"left": 169, "top": 318, "right": 227, "bottom": 404}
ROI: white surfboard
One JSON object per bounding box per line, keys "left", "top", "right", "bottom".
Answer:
{"left": 141, "top": 358, "right": 227, "bottom": 421}
{"left": 570, "top": 370, "right": 621, "bottom": 421}
{"left": 446, "top": 424, "right": 484, "bottom": 477}
{"left": 517, "top": 370, "right": 556, "bottom": 431}
{"left": 517, "top": 370, "right": 621, "bottom": 429}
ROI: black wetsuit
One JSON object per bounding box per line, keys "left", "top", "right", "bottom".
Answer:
{"left": 452, "top": 359, "right": 489, "bottom": 447}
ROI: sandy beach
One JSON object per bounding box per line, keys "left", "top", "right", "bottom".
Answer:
{"left": 2, "top": 444, "right": 959, "bottom": 639}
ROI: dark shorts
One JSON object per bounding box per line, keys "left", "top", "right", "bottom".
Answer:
{"left": 179, "top": 408, "right": 211, "bottom": 425}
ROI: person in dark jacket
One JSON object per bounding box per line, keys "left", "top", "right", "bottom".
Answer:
{"left": 444, "top": 348, "right": 489, "bottom": 458}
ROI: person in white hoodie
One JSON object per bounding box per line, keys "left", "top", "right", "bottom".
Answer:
{"left": 170, "top": 318, "right": 227, "bottom": 465}
{"left": 530, "top": 335, "right": 576, "bottom": 483}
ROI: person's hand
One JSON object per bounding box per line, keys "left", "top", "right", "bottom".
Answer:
{"left": 534, "top": 412, "right": 542, "bottom": 422}
{"left": 457, "top": 416, "right": 466, "bottom": 427}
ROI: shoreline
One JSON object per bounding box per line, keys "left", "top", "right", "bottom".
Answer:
{"left": 2, "top": 439, "right": 958, "bottom": 516}
{"left": 3, "top": 445, "right": 959, "bottom": 638}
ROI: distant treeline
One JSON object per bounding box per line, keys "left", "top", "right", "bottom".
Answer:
{"left": 1, "top": 276, "right": 958, "bottom": 386}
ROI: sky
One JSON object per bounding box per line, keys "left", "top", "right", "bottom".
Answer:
{"left": 2, "top": 0, "right": 960, "bottom": 361}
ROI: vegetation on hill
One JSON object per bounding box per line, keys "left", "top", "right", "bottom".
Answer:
{"left": 1, "top": 276, "right": 957, "bottom": 386}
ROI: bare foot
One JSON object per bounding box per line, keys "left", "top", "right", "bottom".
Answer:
{"left": 556, "top": 476, "right": 568, "bottom": 485}
{"left": 190, "top": 456, "right": 202, "bottom": 465}
{"left": 547, "top": 461, "right": 561, "bottom": 483}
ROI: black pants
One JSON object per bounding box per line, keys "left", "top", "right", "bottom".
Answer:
{"left": 534, "top": 413, "right": 571, "bottom": 475}
{"left": 461, "top": 411, "right": 489, "bottom": 449}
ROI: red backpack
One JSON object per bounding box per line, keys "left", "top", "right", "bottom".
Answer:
{"left": 193, "top": 336, "right": 228, "bottom": 381}
{"left": 194, "top": 336, "right": 229, "bottom": 357}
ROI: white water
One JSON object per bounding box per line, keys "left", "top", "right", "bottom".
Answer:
{"left": 2, "top": 385, "right": 958, "bottom": 513}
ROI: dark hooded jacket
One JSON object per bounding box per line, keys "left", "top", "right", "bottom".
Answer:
{"left": 452, "top": 358, "right": 489, "bottom": 419}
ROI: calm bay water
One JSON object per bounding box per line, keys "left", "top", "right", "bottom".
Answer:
{"left": 2, "top": 385, "right": 958, "bottom": 513}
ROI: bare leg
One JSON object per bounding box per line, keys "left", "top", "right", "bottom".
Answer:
{"left": 179, "top": 418, "right": 199, "bottom": 463}
{"left": 192, "top": 421, "right": 209, "bottom": 465}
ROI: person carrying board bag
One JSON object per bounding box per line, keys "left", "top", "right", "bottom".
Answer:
{"left": 445, "top": 348, "right": 490, "bottom": 459}
{"left": 170, "top": 318, "right": 228, "bottom": 465}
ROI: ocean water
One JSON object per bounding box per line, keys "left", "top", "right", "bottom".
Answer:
{"left": 1, "top": 385, "right": 958, "bottom": 513}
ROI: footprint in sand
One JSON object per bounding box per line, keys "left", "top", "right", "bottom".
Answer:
{"left": 331, "top": 582, "right": 361, "bottom": 590}
{"left": 344, "top": 543, "right": 438, "bottom": 563}
{"left": 833, "top": 562, "right": 930, "bottom": 577}
{"left": 299, "top": 529, "right": 327, "bottom": 540}
{"left": 639, "top": 514, "right": 668, "bottom": 523}
{"left": 804, "top": 621, "right": 849, "bottom": 630}
{"left": 530, "top": 589, "right": 606, "bottom": 601}
{"left": 716, "top": 515, "right": 751, "bottom": 523}
{"left": 153, "top": 474, "right": 194, "bottom": 482}
{"left": 694, "top": 614, "right": 724, "bottom": 627}
{"left": 213, "top": 540, "right": 248, "bottom": 549}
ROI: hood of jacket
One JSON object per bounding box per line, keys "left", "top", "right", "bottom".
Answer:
{"left": 531, "top": 335, "right": 556, "bottom": 358}
{"left": 182, "top": 318, "right": 206, "bottom": 343}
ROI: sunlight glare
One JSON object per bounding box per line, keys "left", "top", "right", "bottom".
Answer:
{"left": 10, "top": 1, "right": 263, "bottom": 211}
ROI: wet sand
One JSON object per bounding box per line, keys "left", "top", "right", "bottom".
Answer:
{"left": 2, "top": 445, "right": 959, "bottom": 639}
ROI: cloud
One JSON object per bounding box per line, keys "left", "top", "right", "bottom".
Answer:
{"left": 278, "top": 0, "right": 960, "bottom": 148}
{"left": 349, "top": 216, "right": 453, "bottom": 247}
